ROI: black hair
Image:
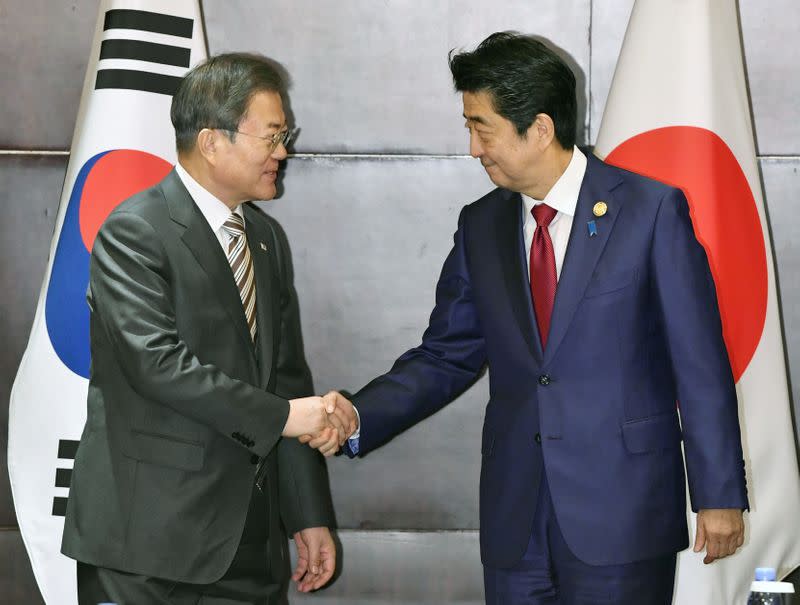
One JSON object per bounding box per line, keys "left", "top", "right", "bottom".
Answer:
{"left": 449, "top": 32, "right": 577, "bottom": 148}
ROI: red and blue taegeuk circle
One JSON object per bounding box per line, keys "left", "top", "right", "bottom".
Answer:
{"left": 45, "top": 149, "right": 172, "bottom": 378}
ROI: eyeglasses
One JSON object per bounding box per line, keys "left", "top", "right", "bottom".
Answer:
{"left": 225, "top": 127, "right": 298, "bottom": 153}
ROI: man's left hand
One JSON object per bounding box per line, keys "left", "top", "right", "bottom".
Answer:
{"left": 292, "top": 526, "right": 336, "bottom": 592}
{"left": 693, "top": 508, "right": 745, "bottom": 564}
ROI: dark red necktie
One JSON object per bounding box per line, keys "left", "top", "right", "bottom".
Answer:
{"left": 530, "top": 204, "right": 558, "bottom": 348}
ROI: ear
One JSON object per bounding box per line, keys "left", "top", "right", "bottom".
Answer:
{"left": 196, "top": 128, "right": 221, "bottom": 165}
{"left": 531, "top": 113, "right": 556, "bottom": 149}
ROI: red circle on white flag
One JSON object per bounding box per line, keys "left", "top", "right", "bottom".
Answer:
{"left": 606, "top": 126, "right": 767, "bottom": 382}
{"left": 79, "top": 149, "right": 173, "bottom": 251}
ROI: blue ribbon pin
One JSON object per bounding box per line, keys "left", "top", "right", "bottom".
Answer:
{"left": 587, "top": 220, "right": 598, "bottom": 237}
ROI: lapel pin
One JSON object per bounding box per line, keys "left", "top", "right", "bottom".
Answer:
{"left": 260, "top": 242, "right": 267, "bottom": 251}
{"left": 587, "top": 220, "right": 598, "bottom": 237}
{"left": 593, "top": 201, "right": 608, "bottom": 217}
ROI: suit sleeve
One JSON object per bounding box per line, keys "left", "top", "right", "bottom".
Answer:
{"left": 352, "top": 207, "right": 488, "bottom": 454}
{"left": 89, "top": 210, "right": 289, "bottom": 458}
{"left": 650, "top": 187, "right": 748, "bottom": 510}
{"left": 266, "top": 218, "right": 336, "bottom": 533}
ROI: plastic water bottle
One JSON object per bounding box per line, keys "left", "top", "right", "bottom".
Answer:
{"left": 747, "top": 567, "right": 795, "bottom": 604}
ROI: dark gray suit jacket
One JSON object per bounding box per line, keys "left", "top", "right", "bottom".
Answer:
{"left": 61, "top": 170, "right": 335, "bottom": 583}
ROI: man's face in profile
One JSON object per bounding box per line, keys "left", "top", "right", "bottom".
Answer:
{"left": 462, "top": 90, "right": 545, "bottom": 195}
{"left": 215, "top": 90, "right": 288, "bottom": 203}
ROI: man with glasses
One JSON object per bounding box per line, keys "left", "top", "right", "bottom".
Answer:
{"left": 62, "top": 53, "right": 340, "bottom": 604}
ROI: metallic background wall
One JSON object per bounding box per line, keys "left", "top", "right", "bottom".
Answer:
{"left": 1, "top": 1, "right": 798, "bottom": 602}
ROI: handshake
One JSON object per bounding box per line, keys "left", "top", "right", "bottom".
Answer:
{"left": 281, "top": 391, "right": 358, "bottom": 456}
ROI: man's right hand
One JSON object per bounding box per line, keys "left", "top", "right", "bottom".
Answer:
{"left": 325, "top": 391, "right": 358, "bottom": 445}
{"left": 282, "top": 396, "right": 335, "bottom": 438}
{"left": 299, "top": 391, "right": 359, "bottom": 450}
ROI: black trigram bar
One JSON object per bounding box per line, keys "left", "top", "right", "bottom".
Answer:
{"left": 100, "top": 39, "right": 190, "bottom": 68}
{"left": 104, "top": 9, "right": 193, "bottom": 38}
{"left": 95, "top": 69, "right": 182, "bottom": 96}
{"left": 54, "top": 440, "right": 79, "bottom": 516}
{"left": 52, "top": 497, "right": 68, "bottom": 517}
{"left": 55, "top": 468, "right": 72, "bottom": 489}
{"left": 58, "top": 439, "right": 80, "bottom": 459}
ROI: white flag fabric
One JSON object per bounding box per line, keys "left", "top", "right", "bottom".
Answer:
{"left": 595, "top": 0, "right": 800, "bottom": 602}
{"left": 8, "top": 1, "right": 206, "bottom": 602}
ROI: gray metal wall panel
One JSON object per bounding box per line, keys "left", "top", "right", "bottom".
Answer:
{"left": 0, "top": 0, "right": 100, "bottom": 149}
{"left": 761, "top": 158, "right": 800, "bottom": 447}
{"left": 739, "top": 0, "right": 800, "bottom": 156}
{"left": 589, "top": 0, "right": 800, "bottom": 154}
{"left": 203, "top": 0, "right": 591, "bottom": 153}
{"left": 0, "top": 529, "right": 45, "bottom": 603}
{"left": 289, "top": 530, "right": 482, "bottom": 604}
{"left": 260, "top": 155, "right": 494, "bottom": 528}
{"left": 2, "top": 1, "right": 796, "bottom": 154}
{"left": 0, "top": 155, "right": 65, "bottom": 527}
{"left": 587, "top": 0, "right": 633, "bottom": 144}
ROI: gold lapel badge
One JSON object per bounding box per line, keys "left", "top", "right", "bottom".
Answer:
{"left": 593, "top": 201, "right": 608, "bottom": 217}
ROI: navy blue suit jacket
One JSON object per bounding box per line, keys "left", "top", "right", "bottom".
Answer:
{"left": 348, "top": 154, "right": 748, "bottom": 568}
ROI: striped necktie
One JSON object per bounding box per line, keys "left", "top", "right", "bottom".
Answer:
{"left": 222, "top": 213, "right": 257, "bottom": 342}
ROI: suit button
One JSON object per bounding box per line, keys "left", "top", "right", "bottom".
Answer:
{"left": 250, "top": 454, "right": 259, "bottom": 464}
{"left": 534, "top": 433, "right": 542, "bottom": 444}
{"left": 538, "top": 374, "right": 551, "bottom": 386}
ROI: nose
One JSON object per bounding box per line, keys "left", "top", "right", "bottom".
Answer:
{"left": 271, "top": 140, "right": 288, "bottom": 160}
{"left": 469, "top": 131, "right": 483, "bottom": 159}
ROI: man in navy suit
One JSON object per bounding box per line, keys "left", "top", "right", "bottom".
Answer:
{"left": 314, "top": 32, "right": 748, "bottom": 603}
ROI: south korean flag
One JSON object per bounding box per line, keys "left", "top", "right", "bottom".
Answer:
{"left": 8, "top": 1, "right": 206, "bottom": 602}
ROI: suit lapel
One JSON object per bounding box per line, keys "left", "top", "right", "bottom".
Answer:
{"left": 243, "top": 204, "right": 276, "bottom": 387}
{"left": 544, "top": 155, "right": 624, "bottom": 365}
{"left": 496, "top": 190, "right": 543, "bottom": 363}
{"left": 162, "top": 171, "right": 257, "bottom": 360}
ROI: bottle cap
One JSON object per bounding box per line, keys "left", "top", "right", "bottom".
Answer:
{"left": 755, "top": 567, "right": 777, "bottom": 581}
{"left": 750, "top": 581, "right": 794, "bottom": 594}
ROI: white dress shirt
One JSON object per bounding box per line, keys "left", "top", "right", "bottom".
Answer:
{"left": 175, "top": 162, "right": 243, "bottom": 253}
{"left": 521, "top": 146, "right": 587, "bottom": 282}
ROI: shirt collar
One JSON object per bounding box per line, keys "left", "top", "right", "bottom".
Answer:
{"left": 521, "top": 145, "right": 587, "bottom": 218}
{"left": 174, "top": 162, "right": 243, "bottom": 233}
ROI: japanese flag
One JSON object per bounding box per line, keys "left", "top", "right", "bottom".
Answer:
{"left": 594, "top": 0, "right": 800, "bottom": 602}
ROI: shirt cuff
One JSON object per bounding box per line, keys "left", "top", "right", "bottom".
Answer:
{"left": 347, "top": 405, "right": 361, "bottom": 454}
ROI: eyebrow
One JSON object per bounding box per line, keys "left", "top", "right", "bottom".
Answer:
{"left": 464, "top": 114, "right": 491, "bottom": 127}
